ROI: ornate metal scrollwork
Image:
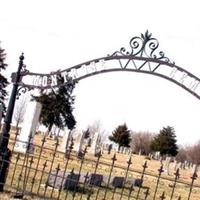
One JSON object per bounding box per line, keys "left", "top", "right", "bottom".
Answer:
{"left": 12, "top": 33, "right": 200, "bottom": 101}
{"left": 111, "top": 30, "right": 174, "bottom": 63}
{"left": 20, "top": 64, "right": 29, "bottom": 75}
{"left": 16, "top": 84, "right": 33, "bottom": 99}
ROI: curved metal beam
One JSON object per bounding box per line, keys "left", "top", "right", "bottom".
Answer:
{"left": 14, "top": 31, "right": 200, "bottom": 101}
{"left": 76, "top": 67, "right": 200, "bottom": 101}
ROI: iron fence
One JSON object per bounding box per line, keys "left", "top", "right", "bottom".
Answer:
{"left": 0, "top": 131, "right": 199, "bottom": 200}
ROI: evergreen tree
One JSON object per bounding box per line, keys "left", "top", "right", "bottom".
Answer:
{"left": 109, "top": 123, "right": 131, "bottom": 151}
{"left": 32, "top": 76, "right": 76, "bottom": 133}
{"left": 150, "top": 126, "right": 178, "bottom": 156}
{"left": 0, "top": 44, "right": 8, "bottom": 118}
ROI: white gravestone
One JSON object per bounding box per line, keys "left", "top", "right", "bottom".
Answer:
{"left": 58, "top": 128, "right": 70, "bottom": 153}
{"left": 51, "top": 125, "right": 61, "bottom": 139}
{"left": 14, "top": 101, "right": 42, "bottom": 153}
{"left": 164, "top": 157, "right": 171, "bottom": 175}
{"left": 88, "top": 132, "right": 99, "bottom": 155}
{"left": 78, "top": 130, "right": 87, "bottom": 153}
{"left": 173, "top": 160, "right": 178, "bottom": 171}
{"left": 72, "top": 130, "right": 83, "bottom": 152}
{"left": 73, "top": 130, "right": 86, "bottom": 154}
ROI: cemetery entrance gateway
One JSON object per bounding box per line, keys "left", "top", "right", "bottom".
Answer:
{"left": 0, "top": 31, "right": 200, "bottom": 199}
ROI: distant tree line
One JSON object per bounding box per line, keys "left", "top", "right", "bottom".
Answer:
{"left": 109, "top": 123, "right": 200, "bottom": 164}
{"left": 176, "top": 141, "right": 200, "bottom": 164}
{"left": 109, "top": 124, "right": 179, "bottom": 158}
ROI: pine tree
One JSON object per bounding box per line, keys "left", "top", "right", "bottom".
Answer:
{"left": 0, "top": 44, "right": 8, "bottom": 118}
{"left": 109, "top": 123, "right": 131, "bottom": 151}
{"left": 32, "top": 76, "right": 76, "bottom": 133}
{"left": 150, "top": 126, "right": 178, "bottom": 156}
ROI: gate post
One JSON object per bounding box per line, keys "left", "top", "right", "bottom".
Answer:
{"left": 0, "top": 53, "right": 25, "bottom": 191}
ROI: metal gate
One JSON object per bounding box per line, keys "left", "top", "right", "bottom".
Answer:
{"left": 0, "top": 31, "right": 200, "bottom": 199}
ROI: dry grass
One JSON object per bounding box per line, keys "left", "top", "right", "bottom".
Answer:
{"left": 0, "top": 131, "right": 199, "bottom": 199}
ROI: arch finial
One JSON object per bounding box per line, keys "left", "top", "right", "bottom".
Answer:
{"left": 111, "top": 31, "right": 174, "bottom": 64}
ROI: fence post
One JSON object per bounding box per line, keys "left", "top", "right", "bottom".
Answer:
{"left": 187, "top": 172, "right": 198, "bottom": 200}
{"left": 153, "top": 164, "right": 164, "bottom": 200}
{"left": 0, "top": 104, "right": 2, "bottom": 129}
{"left": 0, "top": 53, "right": 24, "bottom": 191}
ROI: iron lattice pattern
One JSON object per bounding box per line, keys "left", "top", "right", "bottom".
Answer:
{"left": 0, "top": 131, "right": 199, "bottom": 200}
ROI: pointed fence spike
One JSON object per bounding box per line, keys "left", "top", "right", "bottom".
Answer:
{"left": 160, "top": 191, "right": 166, "bottom": 200}
{"left": 174, "top": 168, "right": 180, "bottom": 178}
{"left": 127, "top": 156, "right": 132, "bottom": 165}
{"left": 158, "top": 164, "right": 164, "bottom": 174}
{"left": 112, "top": 153, "right": 117, "bottom": 162}
{"left": 143, "top": 160, "right": 148, "bottom": 169}
{"left": 191, "top": 172, "right": 198, "bottom": 180}
{"left": 177, "top": 195, "right": 181, "bottom": 200}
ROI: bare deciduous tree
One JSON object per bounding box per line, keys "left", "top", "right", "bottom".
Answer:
{"left": 186, "top": 141, "right": 200, "bottom": 164}
{"left": 176, "top": 141, "right": 200, "bottom": 164}
{"left": 87, "top": 120, "right": 106, "bottom": 144}
{"left": 13, "top": 96, "right": 27, "bottom": 131}
{"left": 176, "top": 145, "right": 188, "bottom": 162}
{"left": 131, "top": 131, "right": 154, "bottom": 155}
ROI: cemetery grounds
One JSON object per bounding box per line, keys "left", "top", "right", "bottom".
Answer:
{"left": 0, "top": 130, "right": 199, "bottom": 200}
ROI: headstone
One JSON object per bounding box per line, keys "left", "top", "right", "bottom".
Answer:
{"left": 191, "top": 163, "right": 193, "bottom": 169}
{"left": 126, "top": 178, "right": 143, "bottom": 187}
{"left": 123, "top": 147, "right": 126, "bottom": 154}
{"left": 88, "top": 132, "right": 99, "bottom": 155}
{"left": 14, "top": 101, "right": 42, "bottom": 153}
{"left": 155, "top": 152, "right": 160, "bottom": 160}
{"left": 188, "top": 162, "right": 191, "bottom": 169}
{"left": 173, "top": 160, "right": 178, "bottom": 171}
{"left": 88, "top": 173, "right": 103, "bottom": 186}
{"left": 180, "top": 162, "right": 184, "bottom": 169}
{"left": 101, "top": 145, "right": 104, "bottom": 154}
{"left": 164, "top": 157, "right": 171, "bottom": 174}
{"left": 102, "top": 175, "right": 109, "bottom": 184}
{"left": 133, "top": 179, "right": 143, "bottom": 187}
{"left": 72, "top": 130, "right": 83, "bottom": 152}
{"left": 112, "top": 176, "right": 125, "bottom": 188}
{"left": 78, "top": 173, "right": 88, "bottom": 184}
{"left": 182, "top": 160, "right": 187, "bottom": 170}
{"left": 149, "top": 154, "right": 153, "bottom": 160}
{"left": 184, "top": 160, "right": 188, "bottom": 169}
{"left": 47, "top": 171, "right": 69, "bottom": 189}
{"left": 58, "top": 128, "right": 70, "bottom": 153}
{"left": 64, "top": 172, "right": 80, "bottom": 190}
{"left": 78, "top": 130, "right": 87, "bottom": 153}
{"left": 47, "top": 171, "right": 88, "bottom": 189}
{"left": 108, "top": 144, "right": 112, "bottom": 154}
{"left": 51, "top": 125, "right": 60, "bottom": 140}
{"left": 126, "top": 148, "right": 130, "bottom": 154}
{"left": 120, "top": 147, "right": 124, "bottom": 154}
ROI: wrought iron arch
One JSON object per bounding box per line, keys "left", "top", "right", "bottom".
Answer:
{"left": 1, "top": 31, "right": 200, "bottom": 192}
{"left": 16, "top": 31, "right": 200, "bottom": 100}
